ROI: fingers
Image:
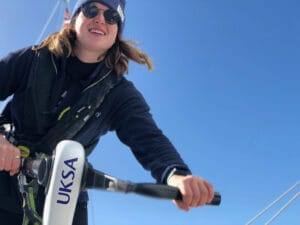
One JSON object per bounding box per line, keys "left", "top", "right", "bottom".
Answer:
{"left": 169, "top": 175, "right": 215, "bottom": 211}
{"left": 0, "top": 136, "right": 21, "bottom": 176}
{"left": 9, "top": 155, "right": 21, "bottom": 176}
{"left": 172, "top": 199, "right": 190, "bottom": 211}
{"left": 205, "top": 180, "right": 215, "bottom": 204}
{"left": 1, "top": 153, "right": 21, "bottom": 176}
{"left": 173, "top": 179, "right": 193, "bottom": 211}
{"left": 192, "top": 180, "right": 208, "bottom": 206}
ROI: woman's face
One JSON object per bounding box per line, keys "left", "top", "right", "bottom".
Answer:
{"left": 74, "top": 2, "right": 118, "bottom": 61}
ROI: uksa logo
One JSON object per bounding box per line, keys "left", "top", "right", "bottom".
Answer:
{"left": 56, "top": 158, "right": 78, "bottom": 204}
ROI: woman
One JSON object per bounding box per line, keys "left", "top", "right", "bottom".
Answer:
{"left": 0, "top": 0, "right": 215, "bottom": 224}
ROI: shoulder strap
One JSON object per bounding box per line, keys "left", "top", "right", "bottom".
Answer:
{"left": 23, "top": 48, "right": 57, "bottom": 136}
{"left": 1, "top": 48, "right": 55, "bottom": 136}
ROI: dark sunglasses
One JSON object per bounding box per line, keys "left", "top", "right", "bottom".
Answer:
{"left": 81, "top": 3, "right": 120, "bottom": 25}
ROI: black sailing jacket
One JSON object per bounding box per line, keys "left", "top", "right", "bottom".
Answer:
{"left": 0, "top": 47, "right": 190, "bottom": 213}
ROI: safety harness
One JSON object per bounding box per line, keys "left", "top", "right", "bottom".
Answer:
{"left": 16, "top": 48, "right": 121, "bottom": 156}
{"left": 18, "top": 176, "right": 42, "bottom": 225}
{"left": 0, "top": 47, "right": 121, "bottom": 225}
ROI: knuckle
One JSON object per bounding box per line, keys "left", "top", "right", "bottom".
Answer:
{"left": 193, "top": 192, "right": 201, "bottom": 200}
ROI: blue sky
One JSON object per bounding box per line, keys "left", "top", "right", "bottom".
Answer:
{"left": 1, "top": 0, "right": 300, "bottom": 224}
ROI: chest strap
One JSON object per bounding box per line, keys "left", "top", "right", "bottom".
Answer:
{"left": 16, "top": 48, "right": 121, "bottom": 156}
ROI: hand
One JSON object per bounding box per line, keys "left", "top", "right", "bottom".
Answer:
{"left": 167, "top": 174, "right": 214, "bottom": 211}
{"left": 0, "top": 135, "right": 21, "bottom": 176}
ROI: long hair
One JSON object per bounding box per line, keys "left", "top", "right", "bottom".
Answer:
{"left": 33, "top": 16, "right": 153, "bottom": 76}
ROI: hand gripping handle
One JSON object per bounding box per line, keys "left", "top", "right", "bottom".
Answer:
{"left": 132, "top": 183, "right": 221, "bottom": 206}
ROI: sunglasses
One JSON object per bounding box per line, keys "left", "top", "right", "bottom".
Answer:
{"left": 81, "top": 3, "right": 120, "bottom": 25}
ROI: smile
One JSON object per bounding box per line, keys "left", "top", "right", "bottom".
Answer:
{"left": 89, "top": 29, "right": 105, "bottom": 35}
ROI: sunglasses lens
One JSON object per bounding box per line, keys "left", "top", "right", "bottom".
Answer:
{"left": 81, "top": 3, "right": 120, "bottom": 25}
{"left": 82, "top": 4, "right": 99, "bottom": 18}
{"left": 104, "top": 9, "right": 120, "bottom": 25}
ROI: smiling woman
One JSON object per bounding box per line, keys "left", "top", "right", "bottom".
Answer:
{"left": 0, "top": 0, "right": 217, "bottom": 225}
{"left": 73, "top": 2, "right": 120, "bottom": 62}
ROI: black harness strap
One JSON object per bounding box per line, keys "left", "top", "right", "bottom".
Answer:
{"left": 23, "top": 49, "right": 56, "bottom": 136}
{"left": 15, "top": 48, "right": 121, "bottom": 155}
{"left": 33, "top": 68, "right": 120, "bottom": 154}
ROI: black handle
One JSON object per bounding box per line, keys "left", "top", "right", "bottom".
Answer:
{"left": 132, "top": 183, "right": 221, "bottom": 206}
{"left": 22, "top": 159, "right": 221, "bottom": 206}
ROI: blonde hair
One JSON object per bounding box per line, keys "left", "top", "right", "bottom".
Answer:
{"left": 33, "top": 18, "right": 153, "bottom": 76}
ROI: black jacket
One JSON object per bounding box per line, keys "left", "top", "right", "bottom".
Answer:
{"left": 0, "top": 47, "right": 191, "bottom": 213}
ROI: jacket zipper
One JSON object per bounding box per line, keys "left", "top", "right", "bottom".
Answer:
{"left": 82, "top": 69, "right": 112, "bottom": 93}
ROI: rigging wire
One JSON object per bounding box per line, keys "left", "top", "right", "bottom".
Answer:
{"left": 246, "top": 181, "right": 300, "bottom": 225}
{"left": 35, "top": 0, "right": 71, "bottom": 45}
{"left": 35, "top": 0, "right": 61, "bottom": 45}
{"left": 265, "top": 191, "right": 300, "bottom": 225}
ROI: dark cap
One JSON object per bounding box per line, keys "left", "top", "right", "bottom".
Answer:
{"left": 72, "top": 0, "right": 126, "bottom": 32}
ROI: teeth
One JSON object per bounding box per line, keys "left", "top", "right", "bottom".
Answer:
{"left": 90, "top": 29, "right": 104, "bottom": 35}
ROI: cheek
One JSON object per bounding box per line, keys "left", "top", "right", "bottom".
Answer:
{"left": 109, "top": 26, "right": 118, "bottom": 42}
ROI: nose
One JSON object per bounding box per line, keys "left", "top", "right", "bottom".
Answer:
{"left": 93, "top": 10, "right": 106, "bottom": 24}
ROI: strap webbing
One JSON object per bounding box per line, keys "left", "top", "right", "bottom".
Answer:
{"left": 16, "top": 48, "right": 121, "bottom": 155}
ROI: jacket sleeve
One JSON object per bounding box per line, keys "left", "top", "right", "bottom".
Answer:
{"left": 109, "top": 78, "right": 191, "bottom": 183}
{"left": 0, "top": 47, "right": 34, "bottom": 100}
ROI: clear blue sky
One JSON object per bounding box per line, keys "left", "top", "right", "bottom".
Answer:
{"left": 1, "top": 1, "right": 299, "bottom": 224}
